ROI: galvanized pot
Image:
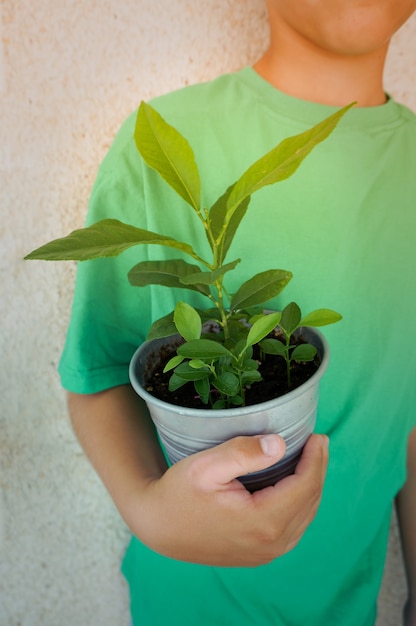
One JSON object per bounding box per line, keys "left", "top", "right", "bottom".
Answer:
{"left": 129, "top": 327, "right": 329, "bottom": 491}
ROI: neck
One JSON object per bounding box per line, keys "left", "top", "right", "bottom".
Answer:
{"left": 254, "top": 17, "right": 389, "bottom": 107}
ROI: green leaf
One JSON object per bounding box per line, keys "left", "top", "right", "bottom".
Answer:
{"left": 248, "top": 313, "right": 267, "bottom": 325}
{"left": 163, "top": 354, "right": 184, "bottom": 373}
{"left": 189, "top": 359, "right": 208, "bottom": 369}
{"left": 174, "top": 302, "right": 202, "bottom": 342}
{"left": 280, "top": 302, "right": 302, "bottom": 336}
{"left": 194, "top": 377, "right": 211, "bottom": 404}
{"left": 199, "top": 308, "right": 223, "bottom": 323}
{"left": 177, "top": 339, "right": 232, "bottom": 360}
{"left": 168, "top": 373, "right": 189, "bottom": 392}
{"left": 225, "top": 325, "right": 249, "bottom": 348}
{"left": 209, "top": 185, "right": 251, "bottom": 262}
{"left": 241, "top": 370, "right": 262, "bottom": 385}
{"left": 146, "top": 311, "right": 177, "bottom": 341}
{"left": 242, "top": 358, "right": 259, "bottom": 370}
{"left": 208, "top": 185, "right": 233, "bottom": 245}
{"left": 260, "top": 338, "right": 286, "bottom": 355}
{"left": 231, "top": 339, "right": 251, "bottom": 358}
{"left": 219, "top": 196, "right": 251, "bottom": 263}
{"left": 291, "top": 344, "right": 317, "bottom": 362}
{"left": 299, "top": 308, "right": 342, "bottom": 327}
{"left": 135, "top": 101, "right": 201, "bottom": 212}
{"left": 128, "top": 259, "right": 210, "bottom": 296}
{"left": 230, "top": 269, "right": 292, "bottom": 310}
{"left": 224, "top": 104, "right": 355, "bottom": 225}
{"left": 246, "top": 312, "right": 282, "bottom": 347}
{"left": 173, "top": 362, "right": 210, "bottom": 381}
{"left": 180, "top": 258, "right": 241, "bottom": 286}
{"left": 213, "top": 371, "right": 240, "bottom": 396}
{"left": 25, "top": 219, "right": 199, "bottom": 262}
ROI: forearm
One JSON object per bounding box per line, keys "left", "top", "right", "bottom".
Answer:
{"left": 396, "top": 427, "right": 416, "bottom": 624}
{"left": 67, "top": 385, "right": 168, "bottom": 527}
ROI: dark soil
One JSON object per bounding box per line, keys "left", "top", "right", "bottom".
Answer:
{"left": 143, "top": 332, "right": 321, "bottom": 410}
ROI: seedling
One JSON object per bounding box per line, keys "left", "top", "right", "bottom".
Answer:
{"left": 26, "top": 101, "right": 352, "bottom": 408}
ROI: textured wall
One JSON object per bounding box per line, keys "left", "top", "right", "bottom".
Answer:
{"left": 1, "top": 2, "right": 415, "bottom": 625}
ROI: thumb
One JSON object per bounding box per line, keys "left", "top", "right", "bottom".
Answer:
{"left": 194, "top": 435, "right": 286, "bottom": 490}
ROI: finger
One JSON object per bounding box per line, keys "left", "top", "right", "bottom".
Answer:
{"left": 192, "top": 434, "right": 287, "bottom": 490}
{"left": 259, "top": 434, "right": 329, "bottom": 521}
{"left": 295, "top": 433, "right": 329, "bottom": 480}
{"left": 284, "top": 433, "right": 329, "bottom": 524}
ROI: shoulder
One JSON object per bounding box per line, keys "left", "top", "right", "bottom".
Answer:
{"left": 393, "top": 100, "right": 416, "bottom": 122}
{"left": 99, "top": 69, "right": 250, "bottom": 173}
{"left": 150, "top": 68, "right": 250, "bottom": 115}
{"left": 147, "top": 68, "right": 255, "bottom": 137}
{"left": 389, "top": 98, "right": 416, "bottom": 132}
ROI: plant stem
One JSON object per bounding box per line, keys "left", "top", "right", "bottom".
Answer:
{"left": 285, "top": 336, "right": 291, "bottom": 388}
{"left": 239, "top": 371, "right": 246, "bottom": 406}
{"left": 214, "top": 278, "right": 230, "bottom": 340}
{"left": 286, "top": 356, "right": 291, "bottom": 389}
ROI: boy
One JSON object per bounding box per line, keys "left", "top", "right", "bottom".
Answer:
{"left": 61, "top": 1, "right": 416, "bottom": 624}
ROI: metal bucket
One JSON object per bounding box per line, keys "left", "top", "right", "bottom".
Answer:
{"left": 129, "top": 327, "right": 329, "bottom": 491}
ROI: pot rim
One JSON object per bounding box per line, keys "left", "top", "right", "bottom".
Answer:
{"left": 129, "top": 326, "right": 330, "bottom": 419}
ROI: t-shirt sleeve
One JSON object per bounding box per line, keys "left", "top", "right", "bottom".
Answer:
{"left": 58, "top": 112, "right": 154, "bottom": 394}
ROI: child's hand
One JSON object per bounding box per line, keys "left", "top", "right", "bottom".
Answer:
{"left": 128, "top": 433, "right": 329, "bottom": 567}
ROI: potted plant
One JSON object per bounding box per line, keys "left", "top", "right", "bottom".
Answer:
{"left": 25, "top": 100, "right": 353, "bottom": 490}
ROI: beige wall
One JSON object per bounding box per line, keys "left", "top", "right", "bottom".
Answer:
{"left": 1, "top": 2, "right": 415, "bottom": 624}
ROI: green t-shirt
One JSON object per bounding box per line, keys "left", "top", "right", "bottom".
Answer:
{"left": 59, "top": 68, "right": 416, "bottom": 626}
